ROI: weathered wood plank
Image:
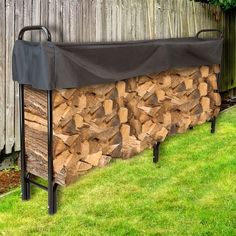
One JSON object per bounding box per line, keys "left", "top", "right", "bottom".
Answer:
{"left": 55, "top": 0, "right": 63, "bottom": 42}
{"left": 48, "top": 0, "right": 56, "bottom": 41}
{"left": 40, "top": 0, "right": 49, "bottom": 29}
{"left": 69, "top": 0, "right": 77, "bottom": 42}
{"left": 23, "top": 0, "right": 32, "bottom": 40}
{"left": 32, "top": 0, "right": 41, "bottom": 41}
{"left": 14, "top": 0, "right": 24, "bottom": 151}
{"left": 5, "top": 0, "right": 15, "bottom": 154}
{"left": 62, "top": 0, "right": 70, "bottom": 42}
{"left": 76, "top": 0, "right": 83, "bottom": 42}
{"left": 95, "top": 0, "right": 103, "bottom": 42}
{"left": 0, "top": 0, "right": 6, "bottom": 151}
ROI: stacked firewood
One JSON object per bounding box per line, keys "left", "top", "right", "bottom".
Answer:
{"left": 24, "top": 65, "right": 221, "bottom": 185}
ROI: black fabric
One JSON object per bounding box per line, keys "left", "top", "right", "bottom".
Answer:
{"left": 12, "top": 37, "right": 223, "bottom": 90}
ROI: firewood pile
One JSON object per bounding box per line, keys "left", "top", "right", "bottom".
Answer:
{"left": 24, "top": 65, "right": 221, "bottom": 185}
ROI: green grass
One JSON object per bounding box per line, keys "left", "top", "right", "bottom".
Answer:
{"left": 0, "top": 107, "right": 236, "bottom": 236}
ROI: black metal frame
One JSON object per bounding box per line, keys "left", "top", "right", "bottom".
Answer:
{"left": 196, "top": 29, "right": 223, "bottom": 39}
{"left": 19, "top": 25, "right": 58, "bottom": 215}
{"left": 18, "top": 26, "right": 223, "bottom": 211}
{"left": 153, "top": 142, "right": 160, "bottom": 163}
{"left": 196, "top": 29, "right": 223, "bottom": 135}
{"left": 210, "top": 71, "right": 221, "bottom": 134}
{"left": 152, "top": 28, "right": 223, "bottom": 163}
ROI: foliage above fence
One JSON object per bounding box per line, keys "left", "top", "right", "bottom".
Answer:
{"left": 195, "top": 0, "right": 236, "bottom": 10}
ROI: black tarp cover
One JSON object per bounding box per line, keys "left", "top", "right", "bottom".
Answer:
{"left": 12, "top": 37, "right": 223, "bottom": 90}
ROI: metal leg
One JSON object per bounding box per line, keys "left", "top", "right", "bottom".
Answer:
{"left": 47, "top": 90, "right": 57, "bottom": 215}
{"left": 53, "top": 183, "right": 58, "bottom": 213}
{"left": 25, "top": 173, "right": 31, "bottom": 199}
{"left": 210, "top": 72, "right": 220, "bottom": 134}
{"left": 19, "top": 84, "right": 30, "bottom": 200}
{"left": 18, "top": 26, "right": 57, "bottom": 214}
{"left": 153, "top": 142, "right": 160, "bottom": 163}
{"left": 211, "top": 116, "right": 216, "bottom": 134}
{"left": 19, "top": 86, "right": 57, "bottom": 214}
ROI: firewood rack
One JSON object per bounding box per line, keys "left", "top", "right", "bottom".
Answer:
{"left": 18, "top": 26, "right": 223, "bottom": 215}
{"left": 19, "top": 26, "right": 58, "bottom": 215}
{"left": 153, "top": 28, "right": 223, "bottom": 163}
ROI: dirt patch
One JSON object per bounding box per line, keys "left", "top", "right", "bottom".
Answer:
{"left": 221, "top": 97, "right": 236, "bottom": 111}
{"left": 0, "top": 169, "right": 20, "bottom": 195}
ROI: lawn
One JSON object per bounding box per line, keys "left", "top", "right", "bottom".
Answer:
{"left": 0, "top": 107, "right": 235, "bottom": 236}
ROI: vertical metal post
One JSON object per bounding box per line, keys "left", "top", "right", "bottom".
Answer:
{"left": 18, "top": 26, "right": 57, "bottom": 215}
{"left": 47, "top": 90, "right": 57, "bottom": 215}
{"left": 211, "top": 72, "right": 221, "bottom": 134}
{"left": 196, "top": 29, "right": 223, "bottom": 136}
{"left": 153, "top": 142, "right": 160, "bottom": 163}
{"left": 211, "top": 116, "right": 216, "bottom": 133}
{"left": 19, "top": 84, "right": 30, "bottom": 200}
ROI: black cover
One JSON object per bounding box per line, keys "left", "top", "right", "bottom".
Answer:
{"left": 12, "top": 37, "right": 223, "bottom": 90}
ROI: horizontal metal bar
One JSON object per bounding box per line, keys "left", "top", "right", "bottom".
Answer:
{"left": 18, "top": 25, "right": 51, "bottom": 41}
{"left": 196, "top": 29, "right": 223, "bottom": 39}
{"left": 29, "top": 180, "right": 48, "bottom": 191}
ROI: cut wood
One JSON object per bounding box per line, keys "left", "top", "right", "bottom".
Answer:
{"left": 155, "top": 88, "right": 165, "bottom": 101}
{"left": 103, "top": 100, "right": 113, "bottom": 115}
{"left": 82, "top": 151, "right": 103, "bottom": 166}
{"left": 207, "top": 74, "right": 218, "bottom": 90}
{"left": 200, "top": 66, "right": 209, "bottom": 77}
{"left": 116, "top": 81, "right": 126, "bottom": 97}
{"left": 201, "top": 97, "right": 210, "bottom": 112}
{"left": 118, "top": 107, "right": 128, "bottom": 123}
{"left": 184, "top": 78, "right": 193, "bottom": 90}
{"left": 212, "top": 64, "right": 220, "bottom": 74}
{"left": 198, "top": 82, "right": 208, "bottom": 96}
{"left": 24, "top": 66, "right": 221, "bottom": 186}
{"left": 120, "top": 124, "right": 130, "bottom": 141}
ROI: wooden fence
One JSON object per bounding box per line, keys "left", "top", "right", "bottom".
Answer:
{"left": 221, "top": 9, "right": 236, "bottom": 92}
{"left": 0, "top": 0, "right": 224, "bottom": 154}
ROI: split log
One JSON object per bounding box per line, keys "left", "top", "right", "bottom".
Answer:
{"left": 201, "top": 97, "right": 210, "bottom": 112}
{"left": 103, "top": 100, "right": 113, "bottom": 115}
{"left": 198, "top": 82, "right": 208, "bottom": 96}
{"left": 200, "top": 66, "right": 209, "bottom": 77}
{"left": 118, "top": 107, "right": 128, "bottom": 123}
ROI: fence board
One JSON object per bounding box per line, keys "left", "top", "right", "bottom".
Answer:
{"left": 0, "top": 0, "right": 226, "bottom": 154}
{"left": 40, "top": 0, "right": 49, "bottom": 30}
{"left": 5, "top": 0, "right": 15, "bottom": 154}
{"left": 77, "top": 0, "right": 83, "bottom": 42}
{"left": 70, "top": 0, "right": 77, "bottom": 42}
{"left": 221, "top": 9, "right": 236, "bottom": 92}
{"left": 55, "top": 0, "right": 63, "bottom": 42}
{"left": 14, "top": 0, "right": 24, "bottom": 151}
{"left": 0, "top": 0, "right": 6, "bottom": 151}
{"left": 62, "top": 0, "right": 70, "bottom": 42}
{"left": 23, "top": 0, "right": 32, "bottom": 41}
{"left": 95, "top": 0, "right": 102, "bottom": 41}
{"left": 32, "top": 0, "right": 41, "bottom": 41}
{"left": 49, "top": 0, "right": 56, "bottom": 41}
